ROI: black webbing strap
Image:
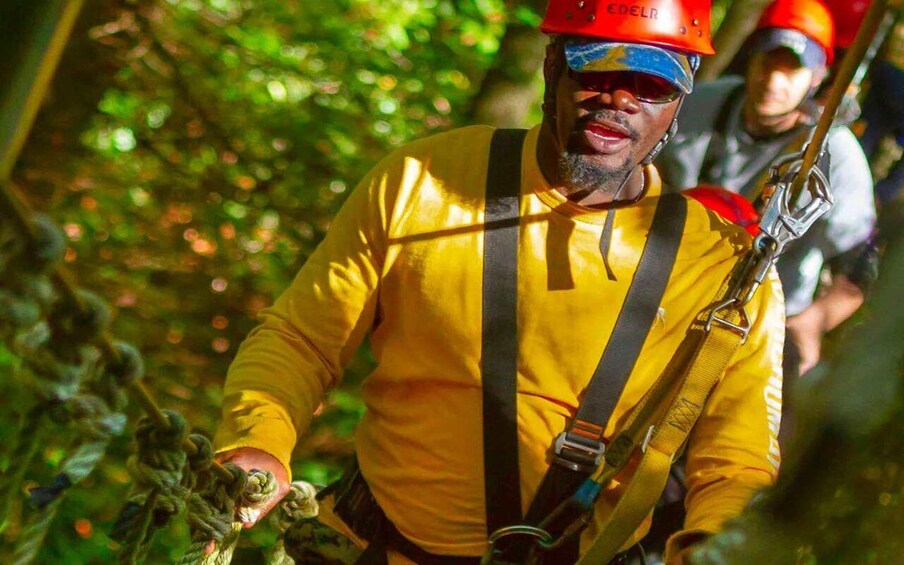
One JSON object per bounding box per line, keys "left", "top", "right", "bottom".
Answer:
{"left": 523, "top": 192, "right": 688, "bottom": 552}
{"left": 482, "top": 128, "right": 528, "bottom": 536}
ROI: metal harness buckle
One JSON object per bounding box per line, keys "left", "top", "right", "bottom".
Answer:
{"left": 553, "top": 430, "right": 605, "bottom": 473}
{"left": 705, "top": 298, "right": 752, "bottom": 343}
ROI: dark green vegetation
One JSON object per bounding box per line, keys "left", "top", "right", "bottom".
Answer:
{"left": 0, "top": 0, "right": 901, "bottom": 563}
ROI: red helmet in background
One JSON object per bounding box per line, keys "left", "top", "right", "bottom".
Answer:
{"left": 756, "top": 0, "right": 836, "bottom": 63}
{"left": 822, "top": 0, "right": 870, "bottom": 48}
{"left": 684, "top": 186, "right": 761, "bottom": 236}
{"left": 540, "top": 0, "right": 715, "bottom": 55}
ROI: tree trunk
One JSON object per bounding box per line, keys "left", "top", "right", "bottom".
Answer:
{"left": 467, "top": 0, "right": 548, "bottom": 128}
{"left": 11, "top": 0, "right": 126, "bottom": 206}
{"left": 697, "top": 0, "right": 772, "bottom": 82}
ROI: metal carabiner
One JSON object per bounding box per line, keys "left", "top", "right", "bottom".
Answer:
{"left": 757, "top": 150, "right": 833, "bottom": 256}
{"left": 481, "top": 525, "right": 554, "bottom": 565}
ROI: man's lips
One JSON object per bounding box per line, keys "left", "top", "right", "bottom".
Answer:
{"left": 583, "top": 120, "right": 632, "bottom": 140}
{"left": 575, "top": 119, "right": 635, "bottom": 154}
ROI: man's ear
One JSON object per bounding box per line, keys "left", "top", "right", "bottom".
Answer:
{"left": 811, "top": 66, "right": 828, "bottom": 88}
{"left": 543, "top": 43, "right": 558, "bottom": 83}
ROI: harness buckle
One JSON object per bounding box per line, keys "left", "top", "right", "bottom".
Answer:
{"left": 705, "top": 298, "right": 751, "bottom": 344}
{"left": 553, "top": 428, "right": 605, "bottom": 473}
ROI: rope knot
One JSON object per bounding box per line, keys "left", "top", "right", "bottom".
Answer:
{"left": 136, "top": 410, "right": 189, "bottom": 450}
{"left": 105, "top": 341, "right": 145, "bottom": 387}
{"left": 23, "top": 214, "right": 66, "bottom": 274}
{"left": 48, "top": 289, "right": 110, "bottom": 345}
{"left": 187, "top": 434, "right": 214, "bottom": 471}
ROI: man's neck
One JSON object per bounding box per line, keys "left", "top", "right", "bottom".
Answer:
{"left": 536, "top": 123, "right": 646, "bottom": 207}
{"left": 742, "top": 103, "right": 802, "bottom": 138}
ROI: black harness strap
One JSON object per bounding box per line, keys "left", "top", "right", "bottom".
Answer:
{"left": 482, "top": 128, "right": 529, "bottom": 535}
{"left": 522, "top": 192, "right": 687, "bottom": 561}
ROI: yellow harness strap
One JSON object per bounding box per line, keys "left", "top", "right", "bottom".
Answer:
{"left": 575, "top": 310, "right": 746, "bottom": 565}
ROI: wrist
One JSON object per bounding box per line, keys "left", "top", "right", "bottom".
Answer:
{"left": 789, "top": 303, "right": 827, "bottom": 333}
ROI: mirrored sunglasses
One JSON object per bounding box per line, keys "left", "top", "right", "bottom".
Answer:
{"left": 567, "top": 69, "right": 682, "bottom": 104}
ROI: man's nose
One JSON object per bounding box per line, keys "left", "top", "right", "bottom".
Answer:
{"left": 765, "top": 68, "right": 789, "bottom": 89}
{"left": 595, "top": 88, "right": 641, "bottom": 113}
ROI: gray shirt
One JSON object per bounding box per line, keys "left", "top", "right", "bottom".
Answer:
{"left": 657, "top": 77, "right": 876, "bottom": 316}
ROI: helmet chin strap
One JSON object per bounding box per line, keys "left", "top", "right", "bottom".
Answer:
{"left": 643, "top": 54, "right": 700, "bottom": 166}
{"left": 641, "top": 95, "right": 684, "bottom": 166}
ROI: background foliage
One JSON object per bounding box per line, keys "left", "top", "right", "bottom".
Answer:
{"left": 4, "top": 0, "right": 517, "bottom": 561}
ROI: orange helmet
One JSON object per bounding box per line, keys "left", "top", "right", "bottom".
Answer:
{"left": 822, "top": 0, "right": 870, "bottom": 48}
{"left": 756, "top": 0, "right": 836, "bottom": 64}
{"left": 540, "top": 0, "right": 715, "bottom": 56}
{"left": 684, "top": 186, "right": 760, "bottom": 236}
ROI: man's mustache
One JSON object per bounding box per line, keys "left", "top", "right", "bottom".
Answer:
{"left": 575, "top": 111, "right": 641, "bottom": 141}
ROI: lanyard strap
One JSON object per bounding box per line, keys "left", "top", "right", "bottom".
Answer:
{"left": 576, "top": 305, "right": 745, "bottom": 564}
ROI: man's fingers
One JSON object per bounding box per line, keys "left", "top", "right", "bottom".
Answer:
{"left": 238, "top": 481, "right": 292, "bottom": 527}
{"left": 212, "top": 447, "right": 293, "bottom": 528}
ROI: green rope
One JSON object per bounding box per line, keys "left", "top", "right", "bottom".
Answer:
{"left": 266, "top": 481, "right": 320, "bottom": 565}
{"left": 8, "top": 497, "right": 62, "bottom": 565}
{"left": 178, "top": 461, "right": 252, "bottom": 565}
{"left": 0, "top": 406, "right": 46, "bottom": 535}
{"left": 111, "top": 411, "right": 190, "bottom": 565}
{"left": 29, "top": 394, "right": 127, "bottom": 509}
{"left": 7, "top": 341, "right": 135, "bottom": 561}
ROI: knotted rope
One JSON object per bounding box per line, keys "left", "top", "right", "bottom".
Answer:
{"left": 0, "top": 283, "right": 115, "bottom": 540}
{"left": 178, "top": 456, "right": 253, "bottom": 565}
{"left": 266, "top": 481, "right": 320, "bottom": 565}
{"left": 111, "top": 410, "right": 190, "bottom": 564}
{"left": 29, "top": 341, "right": 142, "bottom": 506}
{"left": 7, "top": 335, "right": 138, "bottom": 564}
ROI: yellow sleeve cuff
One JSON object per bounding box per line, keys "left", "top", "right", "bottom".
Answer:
{"left": 213, "top": 391, "right": 301, "bottom": 481}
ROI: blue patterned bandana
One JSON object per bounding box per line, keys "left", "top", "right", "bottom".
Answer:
{"left": 564, "top": 40, "right": 695, "bottom": 94}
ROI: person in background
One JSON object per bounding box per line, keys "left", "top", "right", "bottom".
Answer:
{"left": 657, "top": 0, "right": 878, "bottom": 389}
{"left": 859, "top": 16, "right": 904, "bottom": 204}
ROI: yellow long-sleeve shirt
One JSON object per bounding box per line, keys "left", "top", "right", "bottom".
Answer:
{"left": 214, "top": 125, "right": 785, "bottom": 561}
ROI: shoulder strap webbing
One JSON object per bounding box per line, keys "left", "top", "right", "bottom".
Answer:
{"left": 524, "top": 193, "right": 687, "bottom": 534}
{"left": 575, "top": 307, "right": 746, "bottom": 565}
{"left": 482, "top": 128, "right": 528, "bottom": 536}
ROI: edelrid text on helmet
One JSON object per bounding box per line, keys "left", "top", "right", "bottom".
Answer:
{"left": 540, "top": 0, "right": 715, "bottom": 55}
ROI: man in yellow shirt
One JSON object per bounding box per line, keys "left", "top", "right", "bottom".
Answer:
{"left": 213, "top": 0, "right": 786, "bottom": 563}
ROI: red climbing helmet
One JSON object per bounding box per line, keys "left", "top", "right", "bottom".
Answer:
{"left": 540, "top": 0, "right": 715, "bottom": 55}
{"left": 540, "top": 0, "right": 715, "bottom": 95}
{"left": 822, "top": 0, "right": 870, "bottom": 48}
{"left": 684, "top": 186, "right": 761, "bottom": 236}
{"left": 755, "top": 0, "right": 836, "bottom": 64}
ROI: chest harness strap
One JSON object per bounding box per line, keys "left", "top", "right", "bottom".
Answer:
{"left": 482, "top": 129, "right": 688, "bottom": 563}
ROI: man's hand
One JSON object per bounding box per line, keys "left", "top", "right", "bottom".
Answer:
{"left": 786, "top": 307, "right": 824, "bottom": 375}
{"left": 217, "top": 446, "right": 292, "bottom": 527}
{"left": 787, "top": 274, "right": 865, "bottom": 376}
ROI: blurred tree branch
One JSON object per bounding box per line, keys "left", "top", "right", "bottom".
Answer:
{"left": 467, "top": 0, "right": 547, "bottom": 127}
{"left": 697, "top": 0, "right": 772, "bottom": 81}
